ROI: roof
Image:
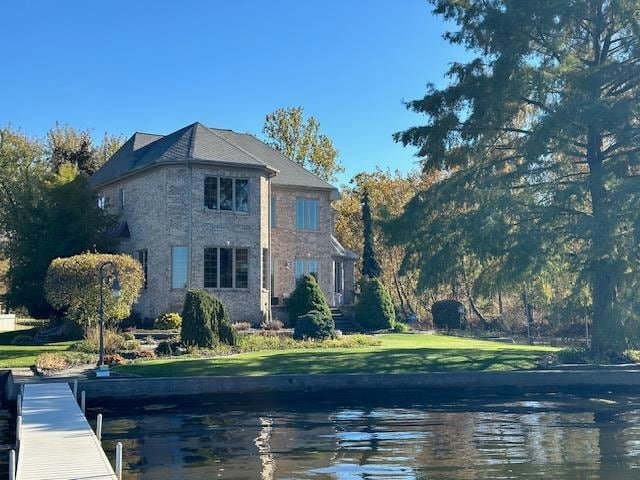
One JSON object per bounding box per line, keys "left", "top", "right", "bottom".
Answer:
{"left": 331, "top": 235, "right": 359, "bottom": 260}
{"left": 90, "top": 122, "right": 338, "bottom": 193}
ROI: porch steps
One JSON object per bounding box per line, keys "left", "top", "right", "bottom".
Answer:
{"left": 331, "top": 308, "right": 361, "bottom": 334}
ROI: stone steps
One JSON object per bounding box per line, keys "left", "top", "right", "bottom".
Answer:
{"left": 331, "top": 308, "right": 361, "bottom": 334}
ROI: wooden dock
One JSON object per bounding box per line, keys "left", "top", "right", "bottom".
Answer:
{"left": 16, "top": 382, "right": 117, "bottom": 480}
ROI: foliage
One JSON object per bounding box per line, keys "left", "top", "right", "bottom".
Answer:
{"left": 155, "top": 312, "right": 182, "bottom": 330}
{"left": 35, "top": 351, "right": 97, "bottom": 372}
{"left": 155, "top": 340, "right": 178, "bottom": 357}
{"left": 361, "top": 189, "right": 381, "bottom": 278}
{"left": 261, "top": 320, "right": 284, "bottom": 331}
{"left": 70, "top": 328, "right": 128, "bottom": 354}
{"left": 45, "top": 253, "right": 144, "bottom": 327}
{"left": 392, "top": 322, "right": 410, "bottom": 333}
{"left": 389, "top": 0, "right": 640, "bottom": 353}
{"left": 236, "top": 333, "right": 381, "bottom": 352}
{"left": 262, "top": 106, "right": 343, "bottom": 182}
{"left": 356, "top": 278, "right": 396, "bottom": 330}
{"left": 0, "top": 127, "right": 119, "bottom": 317}
{"left": 232, "top": 322, "right": 252, "bottom": 331}
{"left": 432, "top": 300, "right": 467, "bottom": 331}
{"left": 294, "top": 310, "right": 335, "bottom": 340}
{"left": 180, "top": 290, "right": 237, "bottom": 347}
{"left": 287, "top": 274, "right": 331, "bottom": 326}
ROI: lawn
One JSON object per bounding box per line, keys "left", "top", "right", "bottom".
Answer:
{"left": 0, "top": 329, "right": 74, "bottom": 368}
{"left": 118, "top": 333, "right": 558, "bottom": 378}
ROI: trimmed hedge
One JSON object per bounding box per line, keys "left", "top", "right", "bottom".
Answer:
{"left": 155, "top": 312, "right": 182, "bottom": 330}
{"left": 355, "top": 278, "right": 396, "bottom": 330}
{"left": 180, "top": 289, "right": 237, "bottom": 347}
{"left": 45, "top": 253, "right": 144, "bottom": 327}
{"left": 294, "top": 310, "right": 335, "bottom": 340}
{"left": 287, "top": 274, "right": 331, "bottom": 326}
{"left": 431, "top": 300, "right": 467, "bottom": 330}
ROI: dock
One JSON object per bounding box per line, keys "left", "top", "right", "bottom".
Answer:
{"left": 15, "top": 382, "right": 118, "bottom": 480}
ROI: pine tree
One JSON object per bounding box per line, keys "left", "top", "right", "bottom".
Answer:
{"left": 361, "top": 189, "right": 381, "bottom": 278}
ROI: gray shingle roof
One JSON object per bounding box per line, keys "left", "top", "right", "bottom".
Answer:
{"left": 91, "top": 122, "right": 338, "bottom": 193}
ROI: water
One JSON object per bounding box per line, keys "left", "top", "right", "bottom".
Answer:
{"left": 82, "top": 390, "right": 640, "bottom": 479}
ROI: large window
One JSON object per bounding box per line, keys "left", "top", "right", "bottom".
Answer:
{"left": 205, "top": 177, "right": 249, "bottom": 212}
{"left": 171, "top": 246, "right": 188, "bottom": 289}
{"left": 296, "top": 198, "right": 319, "bottom": 230}
{"left": 137, "top": 249, "right": 148, "bottom": 290}
{"left": 294, "top": 258, "right": 319, "bottom": 282}
{"left": 203, "top": 247, "right": 249, "bottom": 289}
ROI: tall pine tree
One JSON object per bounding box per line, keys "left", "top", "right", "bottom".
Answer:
{"left": 390, "top": 0, "right": 640, "bottom": 353}
{"left": 361, "top": 189, "right": 381, "bottom": 278}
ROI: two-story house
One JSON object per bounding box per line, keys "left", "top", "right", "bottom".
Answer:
{"left": 90, "top": 122, "right": 357, "bottom": 323}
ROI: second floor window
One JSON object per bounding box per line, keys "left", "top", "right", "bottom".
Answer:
{"left": 205, "top": 177, "right": 249, "bottom": 212}
{"left": 296, "top": 198, "right": 319, "bottom": 230}
{"left": 204, "top": 247, "right": 249, "bottom": 289}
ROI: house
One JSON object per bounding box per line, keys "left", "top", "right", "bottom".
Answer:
{"left": 90, "top": 122, "right": 357, "bottom": 323}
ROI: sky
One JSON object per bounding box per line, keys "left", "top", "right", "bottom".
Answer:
{"left": 0, "top": 1, "right": 465, "bottom": 186}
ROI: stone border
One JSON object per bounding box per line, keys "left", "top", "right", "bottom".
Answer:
{"left": 5, "top": 368, "right": 640, "bottom": 402}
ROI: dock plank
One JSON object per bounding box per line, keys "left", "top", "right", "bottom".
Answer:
{"left": 16, "top": 382, "right": 117, "bottom": 480}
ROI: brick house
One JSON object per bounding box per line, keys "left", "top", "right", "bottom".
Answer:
{"left": 91, "top": 122, "right": 357, "bottom": 323}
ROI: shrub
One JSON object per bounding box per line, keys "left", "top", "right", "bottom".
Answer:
{"left": 74, "top": 328, "right": 126, "bottom": 354}
{"left": 294, "top": 310, "right": 335, "bottom": 340}
{"left": 122, "top": 332, "right": 136, "bottom": 341}
{"left": 104, "top": 354, "right": 124, "bottom": 365}
{"left": 155, "top": 340, "right": 177, "bottom": 356}
{"left": 11, "top": 334, "right": 35, "bottom": 345}
{"left": 287, "top": 274, "right": 331, "bottom": 326}
{"left": 155, "top": 312, "right": 182, "bottom": 330}
{"left": 180, "top": 290, "right": 237, "bottom": 347}
{"left": 261, "top": 320, "right": 284, "bottom": 331}
{"left": 233, "top": 322, "right": 252, "bottom": 331}
{"left": 355, "top": 278, "right": 396, "bottom": 330}
{"left": 45, "top": 253, "right": 144, "bottom": 328}
{"left": 123, "top": 339, "right": 141, "bottom": 351}
{"left": 135, "top": 350, "right": 156, "bottom": 359}
{"left": 431, "top": 300, "right": 467, "bottom": 330}
{"left": 36, "top": 352, "right": 68, "bottom": 371}
{"left": 392, "top": 322, "right": 410, "bottom": 333}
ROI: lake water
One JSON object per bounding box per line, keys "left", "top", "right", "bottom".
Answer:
{"left": 73, "top": 390, "right": 640, "bottom": 479}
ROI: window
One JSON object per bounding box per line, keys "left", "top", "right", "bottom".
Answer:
{"left": 204, "top": 177, "right": 249, "bottom": 212}
{"left": 294, "top": 258, "right": 319, "bottom": 282}
{"left": 171, "top": 246, "right": 188, "bottom": 289}
{"left": 262, "top": 248, "right": 269, "bottom": 289}
{"left": 296, "top": 198, "right": 319, "bottom": 230}
{"left": 137, "top": 249, "right": 148, "bottom": 289}
{"left": 204, "top": 177, "right": 218, "bottom": 210}
{"left": 334, "top": 261, "right": 343, "bottom": 293}
{"left": 119, "top": 189, "right": 125, "bottom": 210}
{"left": 204, "top": 248, "right": 218, "bottom": 288}
{"left": 97, "top": 196, "right": 107, "bottom": 209}
{"left": 270, "top": 195, "right": 276, "bottom": 228}
{"left": 203, "top": 247, "right": 249, "bottom": 289}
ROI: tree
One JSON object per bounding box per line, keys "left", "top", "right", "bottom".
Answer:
{"left": 355, "top": 278, "right": 396, "bottom": 330}
{"left": 361, "top": 188, "right": 381, "bottom": 278}
{"left": 45, "top": 253, "right": 144, "bottom": 327}
{"left": 0, "top": 127, "right": 118, "bottom": 316}
{"left": 391, "top": 0, "right": 640, "bottom": 352}
{"left": 180, "top": 290, "right": 236, "bottom": 347}
{"left": 287, "top": 274, "right": 331, "bottom": 326}
{"left": 47, "top": 124, "right": 123, "bottom": 175}
{"left": 262, "top": 106, "right": 343, "bottom": 181}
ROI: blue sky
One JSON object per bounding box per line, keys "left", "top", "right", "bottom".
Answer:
{"left": 1, "top": 1, "right": 464, "bottom": 186}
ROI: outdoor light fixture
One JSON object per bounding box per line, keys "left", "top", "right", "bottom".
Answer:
{"left": 97, "top": 261, "right": 120, "bottom": 373}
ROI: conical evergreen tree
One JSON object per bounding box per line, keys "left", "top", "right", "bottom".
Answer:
{"left": 361, "top": 189, "right": 381, "bottom": 278}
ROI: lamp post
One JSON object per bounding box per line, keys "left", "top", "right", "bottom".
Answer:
{"left": 98, "top": 261, "right": 121, "bottom": 368}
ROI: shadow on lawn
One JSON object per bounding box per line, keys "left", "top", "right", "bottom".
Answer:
{"left": 128, "top": 347, "right": 550, "bottom": 377}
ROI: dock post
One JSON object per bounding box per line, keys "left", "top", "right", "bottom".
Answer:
{"left": 17, "top": 394, "right": 22, "bottom": 416}
{"left": 9, "top": 449, "right": 16, "bottom": 480}
{"left": 115, "top": 441, "right": 123, "bottom": 479}
{"left": 16, "top": 415, "right": 22, "bottom": 449}
{"left": 96, "top": 413, "right": 103, "bottom": 441}
{"left": 73, "top": 379, "right": 78, "bottom": 400}
{"left": 81, "top": 391, "right": 86, "bottom": 414}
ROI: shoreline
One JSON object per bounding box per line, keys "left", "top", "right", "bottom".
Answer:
{"left": 4, "top": 368, "right": 640, "bottom": 403}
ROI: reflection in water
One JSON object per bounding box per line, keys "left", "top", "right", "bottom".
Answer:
{"left": 0, "top": 391, "right": 637, "bottom": 479}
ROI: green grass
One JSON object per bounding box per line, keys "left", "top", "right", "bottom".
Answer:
{"left": 0, "top": 329, "right": 74, "bottom": 368}
{"left": 118, "top": 333, "right": 558, "bottom": 378}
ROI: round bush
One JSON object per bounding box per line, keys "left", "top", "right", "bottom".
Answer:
{"left": 155, "top": 312, "right": 182, "bottom": 330}
{"left": 287, "top": 274, "right": 331, "bottom": 326}
{"left": 180, "top": 290, "right": 237, "bottom": 347}
{"left": 155, "top": 340, "right": 176, "bottom": 356}
{"left": 294, "top": 310, "right": 335, "bottom": 340}
{"left": 431, "top": 300, "right": 467, "bottom": 330}
{"left": 355, "top": 278, "right": 396, "bottom": 330}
